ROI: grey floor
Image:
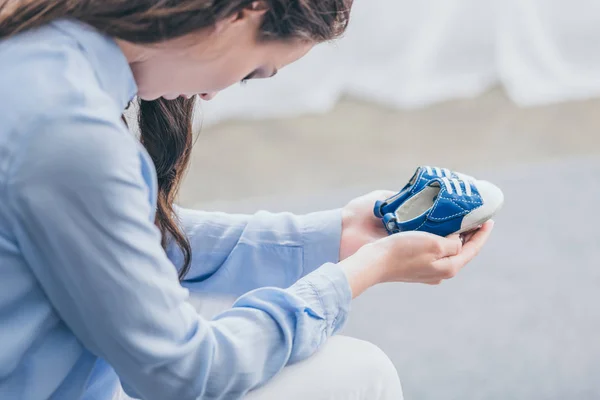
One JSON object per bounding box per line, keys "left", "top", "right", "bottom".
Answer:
{"left": 181, "top": 87, "right": 600, "bottom": 399}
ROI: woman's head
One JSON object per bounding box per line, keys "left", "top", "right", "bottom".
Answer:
{"left": 126, "top": 25, "right": 314, "bottom": 101}
{"left": 0, "top": 0, "right": 353, "bottom": 278}
{"left": 119, "top": 0, "right": 352, "bottom": 101}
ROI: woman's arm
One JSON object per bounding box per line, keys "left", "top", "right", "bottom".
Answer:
{"left": 168, "top": 206, "right": 343, "bottom": 295}
{"left": 8, "top": 114, "right": 351, "bottom": 400}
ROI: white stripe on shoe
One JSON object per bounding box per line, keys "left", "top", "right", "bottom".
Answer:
{"left": 452, "top": 178, "right": 463, "bottom": 196}
{"left": 441, "top": 177, "right": 453, "bottom": 194}
{"left": 465, "top": 181, "right": 472, "bottom": 196}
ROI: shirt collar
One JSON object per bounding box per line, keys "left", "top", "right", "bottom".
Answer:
{"left": 52, "top": 19, "right": 138, "bottom": 110}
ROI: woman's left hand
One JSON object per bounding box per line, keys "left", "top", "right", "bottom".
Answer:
{"left": 339, "top": 190, "right": 396, "bottom": 261}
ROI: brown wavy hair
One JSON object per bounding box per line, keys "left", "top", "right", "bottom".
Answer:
{"left": 0, "top": 0, "right": 353, "bottom": 279}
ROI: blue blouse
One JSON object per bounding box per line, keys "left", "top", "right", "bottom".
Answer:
{"left": 0, "top": 20, "right": 351, "bottom": 400}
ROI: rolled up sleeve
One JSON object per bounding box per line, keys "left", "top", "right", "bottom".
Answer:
{"left": 170, "top": 206, "right": 343, "bottom": 295}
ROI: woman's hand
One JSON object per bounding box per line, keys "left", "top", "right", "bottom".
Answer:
{"left": 338, "top": 221, "right": 495, "bottom": 298}
{"left": 339, "top": 190, "right": 396, "bottom": 261}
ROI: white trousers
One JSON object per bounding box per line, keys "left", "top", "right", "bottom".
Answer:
{"left": 116, "top": 295, "right": 403, "bottom": 399}
{"left": 245, "top": 335, "right": 403, "bottom": 400}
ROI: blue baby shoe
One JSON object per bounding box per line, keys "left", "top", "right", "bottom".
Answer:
{"left": 374, "top": 166, "right": 474, "bottom": 219}
{"left": 376, "top": 167, "right": 503, "bottom": 237}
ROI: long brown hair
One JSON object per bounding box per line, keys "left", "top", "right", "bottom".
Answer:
{"left": 0, "top": 0, "right": 353, "bottom": 279}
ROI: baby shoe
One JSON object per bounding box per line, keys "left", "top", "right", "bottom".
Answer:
{"left": 377, "top": 171, "right": 503, "bottom": 237}
{"left": 374, "top": 166, "right": 474, "bottom": 219}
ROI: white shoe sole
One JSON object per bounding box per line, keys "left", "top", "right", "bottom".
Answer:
{"left": 456, "top": 180, "right": 504, "bottom": 235}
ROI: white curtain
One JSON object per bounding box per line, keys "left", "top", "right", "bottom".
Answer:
{"left": 197, "top": 0, "right": 600, "bottom": 126}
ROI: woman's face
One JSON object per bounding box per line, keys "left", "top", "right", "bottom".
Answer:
{"left": 120, "top": 7, "right": 314, "bottom": 101}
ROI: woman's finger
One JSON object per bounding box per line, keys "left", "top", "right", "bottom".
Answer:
{"left": 433, "top": 220, "right": 495, "bottom": 271}
{"left": 438, "top": 234, "right": 463, "bottom": 257}
{"left": 459, "top": 230, "right": 476, "bottom": 244}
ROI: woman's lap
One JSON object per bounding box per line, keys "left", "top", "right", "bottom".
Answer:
{"left": 189, "top": 294, "right": 403, "bottom": 399}
{"left": 115, "top": 294, "right": 402, "bottom": 399}
{"left": 246, "top": 335, "right": 403, "bottom": 400}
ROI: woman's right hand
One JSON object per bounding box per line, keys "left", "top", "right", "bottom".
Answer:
{"left": 339, "top": 221, "right": 495, "bottom": 298}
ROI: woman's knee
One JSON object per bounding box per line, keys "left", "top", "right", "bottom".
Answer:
{"left": 336, "top": 336, "right": 403, "bottom": 399}
{"left": 246, "top": 336, "right": 403, "bottom": 400}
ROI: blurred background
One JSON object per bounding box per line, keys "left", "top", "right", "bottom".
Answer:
{"left": 181, "top": 1, "right": 600, "bottom": 399}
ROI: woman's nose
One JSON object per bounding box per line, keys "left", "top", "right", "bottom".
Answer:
{"left": 200, "top": 92, "right": 218, "bottom": 101}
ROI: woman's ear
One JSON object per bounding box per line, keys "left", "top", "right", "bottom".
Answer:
{"left": 234, "top": 1, "right": 268, "bottom": 22}
{"left": 213, "top": 1, "right": 268, "bottom": 35}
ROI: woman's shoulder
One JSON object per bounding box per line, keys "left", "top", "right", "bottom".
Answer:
{"left": 0, "top": 21, "right": 115, "bottom": 127}
{"left": 0, "top": 22, "right": 142, "bottom": 184}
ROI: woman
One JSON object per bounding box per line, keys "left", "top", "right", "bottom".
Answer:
{"left": 0, "top": 1, "right": 494, "bottom": 399}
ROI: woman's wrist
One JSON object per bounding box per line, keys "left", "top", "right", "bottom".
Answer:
{"left": 338, "top": 245, "right": 385, "bottom": 299}
{"left": 338, "top": 206, "right": 354, "bottom": 261}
